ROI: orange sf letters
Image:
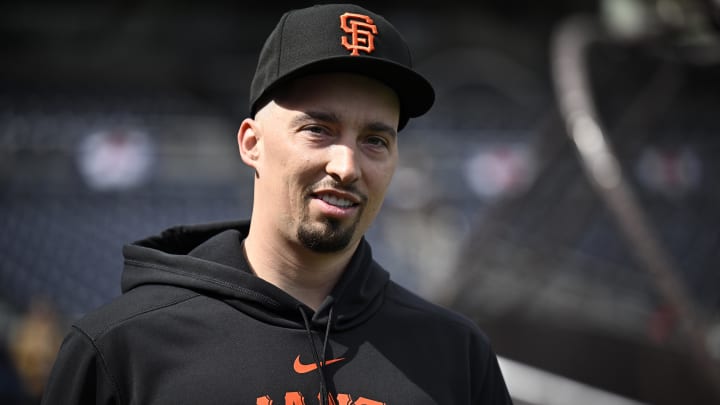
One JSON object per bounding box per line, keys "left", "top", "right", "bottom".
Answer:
{"left": 339, "top": 12, "right": 378, "bottom": 56}
{"left": 256, "top": 392, "right": 385, "bottom": 405}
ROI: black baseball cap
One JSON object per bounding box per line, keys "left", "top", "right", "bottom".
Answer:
{"left": 249, "top": 3, "right": 435, "bottom": 130}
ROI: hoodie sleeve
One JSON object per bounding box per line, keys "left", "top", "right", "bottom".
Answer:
{"left": 41, "top": 327, "right": 120, "bottom": 405}
{"left": 477, "top": 347, "right": 514, "bottom": 404}
{"left": 474, "top": 339, "right": 514, "bottom": 405}
{"left": 463, "top": 325, "right": 513, "bottom": 405}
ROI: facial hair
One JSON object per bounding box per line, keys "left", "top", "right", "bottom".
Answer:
{"left": 297, "top": 181, "right": 366, "bottom": 253}
{"left": 297, "top": 217, "right": 356, "bottom": 253}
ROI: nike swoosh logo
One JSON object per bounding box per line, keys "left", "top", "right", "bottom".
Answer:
{"left": 293, "top": 355, "right": 345, "bottom": 374}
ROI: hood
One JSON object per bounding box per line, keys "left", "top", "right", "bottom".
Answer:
{"left": 121, "top": 221, "right": 389, "bottom": 331}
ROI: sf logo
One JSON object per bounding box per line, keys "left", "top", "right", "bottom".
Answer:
{"left": 340, "top": 13, "right": 378, "bottom": 56}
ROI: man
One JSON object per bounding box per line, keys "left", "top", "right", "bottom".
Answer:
{"left": 42, "top": 4, "right": 512, "bottom": 404}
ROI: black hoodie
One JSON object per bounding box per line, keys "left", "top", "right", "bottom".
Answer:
{"left": 42, "top": 221, "right": 512, "bottom": 404}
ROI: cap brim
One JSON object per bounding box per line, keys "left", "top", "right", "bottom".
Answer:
{"left": 254, "top": 56, "right": 435, "bottom": 128}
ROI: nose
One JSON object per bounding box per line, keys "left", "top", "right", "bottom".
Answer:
{"left": 326, "top": 143, "right": 360, "bottom": 185}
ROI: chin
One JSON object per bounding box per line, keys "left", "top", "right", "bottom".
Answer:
{"left": 297, "top": 219, "right": 357, "bottom": 253}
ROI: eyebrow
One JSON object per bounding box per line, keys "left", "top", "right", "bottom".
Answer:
{"left": 291, "top": 110, "right": 398, "bottom": 139}
{"left": 290, "top": 111, "right": 339, "bottom": 128}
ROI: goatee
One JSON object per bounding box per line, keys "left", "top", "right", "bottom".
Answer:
{"left": 297, "top": 217, "right": 356, "bottom": 253}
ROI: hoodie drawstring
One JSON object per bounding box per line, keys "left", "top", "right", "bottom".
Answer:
{"left": 298, "top": 304, "right": 334, "bottom": 405}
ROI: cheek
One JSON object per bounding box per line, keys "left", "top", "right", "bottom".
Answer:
{"left": 281, "top": 158, "right": 316, "bottom": 205}
{"left": 259, "top": 144, "right": 300, "bottom": 213}
{"left": 367, "top": 163, "right": 397, "bottom": 202}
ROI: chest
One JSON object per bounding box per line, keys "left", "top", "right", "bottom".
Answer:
{"left": 107, "top": 319, "right": 469, "bottom": 404}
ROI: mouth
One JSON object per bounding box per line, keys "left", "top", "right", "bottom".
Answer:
{"left": 316, "top": 193, "right": 358, "bottom": 208}
{"left": 310, "top": 190, "right": 362, "bottom": 214}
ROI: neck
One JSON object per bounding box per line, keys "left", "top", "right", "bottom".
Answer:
{"left": 243, "top": 225, "right": 357, "bottom": 310}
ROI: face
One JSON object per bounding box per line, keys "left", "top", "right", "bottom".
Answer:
{"left": 240, "top": 73, "right": 400, "bottom": 254}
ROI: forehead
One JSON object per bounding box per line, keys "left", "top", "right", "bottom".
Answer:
{"left": 268, "top": 73, "right": 400, "bottom": 127}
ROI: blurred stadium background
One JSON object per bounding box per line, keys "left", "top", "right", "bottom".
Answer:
{"left": 1, "top": 0, "right": 719, "bottom": 404}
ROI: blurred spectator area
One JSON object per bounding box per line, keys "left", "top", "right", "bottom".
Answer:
{"left": 1, "top": 1, "right": 719, "bottom": 404}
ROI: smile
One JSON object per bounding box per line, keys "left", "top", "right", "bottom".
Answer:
{"left": 319, "top": 194, "right": 356, "bottom": 208}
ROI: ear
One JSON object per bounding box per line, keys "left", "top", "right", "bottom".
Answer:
{"left": 238, "top": 118, "right": 261, "bottom": 171}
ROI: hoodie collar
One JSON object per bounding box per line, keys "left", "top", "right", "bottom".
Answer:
{"left": 121, "top": 220, "right": 389, "bottom": 331}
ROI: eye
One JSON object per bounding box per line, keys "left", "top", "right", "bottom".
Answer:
{"left": 298, "top": 125, "right": 334, "bottom": 142}
{"left": 304, "top": 125, "right": 328, "bottom": 135}
{"left": 365, "top": 135, "right": 390, "bottom": 149}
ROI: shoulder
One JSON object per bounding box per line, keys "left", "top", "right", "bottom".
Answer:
{"left": 379, "top": 281, "right": 506, "bottom": 391}
{"left": 382, "top": 281, "right": 490, "bottom": 342}
{"left": 73, "top": 285, "right": 200, "bottom": 341}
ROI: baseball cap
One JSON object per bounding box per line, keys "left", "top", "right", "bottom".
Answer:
{"left": 249, "top": 3, "right": 435, "bottom": 130}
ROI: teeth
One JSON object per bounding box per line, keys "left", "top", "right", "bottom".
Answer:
{"left": 320, "top": 194, "right": 354, "bottom": 208}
